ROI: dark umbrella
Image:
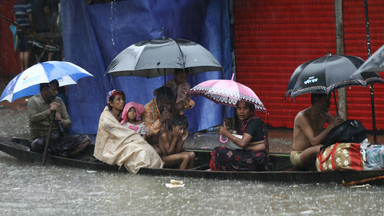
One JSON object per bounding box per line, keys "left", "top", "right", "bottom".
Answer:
{"left": 106, "top": 37, "right": 222, "bottom": 80}
{"left": 106, "top": 36, "right": 222, "bottom": 130}
{"left": 285, "top": 54, "right": 383, "bottom": 113}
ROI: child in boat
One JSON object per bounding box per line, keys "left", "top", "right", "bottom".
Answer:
{"left": 120, "top": 102, "right": 148, "bottom": 138}
{"left": 165, "top": 68, "right": 195, "bottom": 114}
{"left": 154, "top": 114, "right": 195, "bottom": 170}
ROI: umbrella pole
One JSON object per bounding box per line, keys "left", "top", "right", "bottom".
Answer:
{"left": 370, "top": 85, "right": 377, "bottom": 144}
{"left": 333, "top": 91, "right": 338, "bottom": 115}
{"left": 364, "top": 0, "right": 371, "bottom": 57}
{"left": 364, "top": 0, "right": 377, "bottom": 143}
{"left": 219, "top": 105, "right": 229, "bottom": 143}
{"left": 162, "top": 68, "right": 169, "bottom": 130}
{"left": 42, "top": 111, "right": 56, "bottom": 165}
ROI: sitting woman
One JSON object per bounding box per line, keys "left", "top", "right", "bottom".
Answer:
{"left": 94, "top": 89, "right": 164, "bottom": 173}
{"left": 210, "top": 100, "right": 268, "bottom": 171}
{"left": 120, "top": 102, "right": 147, "bottom": 139}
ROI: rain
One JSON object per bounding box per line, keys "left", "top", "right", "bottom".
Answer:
{"left": 1, "top": 100, "right": 384, "bottom": 215}
{"left": 1, "top": 0, "right": 384, "bottom": 215}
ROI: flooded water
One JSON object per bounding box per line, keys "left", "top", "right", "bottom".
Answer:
{"left": 1, "top": 100, "right": 384, "bottom": 215}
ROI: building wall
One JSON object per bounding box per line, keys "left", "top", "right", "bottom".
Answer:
{"left": 0, "top": 0, "right": 20, "bottom": 77}
{"left": 233, "top": 0, "right": 384, "bottom": 131}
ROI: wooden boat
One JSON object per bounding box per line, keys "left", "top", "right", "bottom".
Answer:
{"left": 1, "top": 137, "right": 384, "bottom": 185}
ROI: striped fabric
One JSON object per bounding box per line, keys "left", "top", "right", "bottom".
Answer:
{"left": 14, "top": 0, "right": 32, "bottom": 31}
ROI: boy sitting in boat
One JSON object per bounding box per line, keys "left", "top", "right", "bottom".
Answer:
{"left": 153, "top": 115, "right": 195, "bottom": 170}
{"left": 291, "top": 93, "right": 344, "bottom": 170}
{"left": 28, "top": 79, "right": 90, "bottom": 157}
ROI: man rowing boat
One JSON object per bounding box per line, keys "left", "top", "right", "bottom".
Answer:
{"left": 28, "top": 80, "right": 90, "bottom": 157}
{"left": 291, "top": 93, "right": 344, "bottom": 170}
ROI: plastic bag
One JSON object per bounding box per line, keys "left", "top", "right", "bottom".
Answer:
{"left": 364, "top": 145, "right": 384, "bottom": 170}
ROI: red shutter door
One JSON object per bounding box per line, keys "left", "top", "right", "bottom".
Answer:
{"left": 344, "top": 0, "right": 384, "bottom": 131}
{"left": 234, "top": 0, "right": 336, "bottom": 128}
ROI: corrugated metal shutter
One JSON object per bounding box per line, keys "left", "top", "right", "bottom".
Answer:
{"left": 234, "top": 0, "right": 384, "bottom": 131}
{"left": 343, "top": 0, "right": 384, "bottom": 131}
{"left": 234, "top": 0, "right": 336, "bottom": 128}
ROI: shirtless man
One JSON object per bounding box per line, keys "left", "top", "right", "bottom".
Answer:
{"left": 291, "top": 93, "right": 344, "bottom": 170}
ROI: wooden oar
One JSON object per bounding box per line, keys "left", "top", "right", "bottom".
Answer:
{"left": 341, "top": 175, "right": 384, "bottom": 186}
{"left": 42, "top": 111, "right": 56, "bottom": 165}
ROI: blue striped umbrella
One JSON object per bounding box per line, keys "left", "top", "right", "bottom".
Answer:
{"left": 0, "top": 61, "right": 93, "bottom": 102}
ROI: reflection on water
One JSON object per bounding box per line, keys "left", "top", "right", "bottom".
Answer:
{"left": 1, "top": 103, "right": 384, "bottom": 215}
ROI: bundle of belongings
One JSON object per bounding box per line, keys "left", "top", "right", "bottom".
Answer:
{"left": 316, "top": 120, "right": 384, "bottom": 171}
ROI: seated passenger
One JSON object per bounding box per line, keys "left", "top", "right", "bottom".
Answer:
{"left": 165, "top": 69, "right": 195, "bottom": 114}
{"left": 210, "top": 101, "right": 268, "bottom": 171}
{"left": 28, "top": 80, "right": 90, "bottom": 157}
{"left": 94, "top": 89, "right": 164, "bottom": 173}
{"left": 120, "top": 102, "right": 147, "bottom": 139}
{"left": 153, "top": 115, "right": 195, "bottom": 170}
{"left": 291, "top": 93, "right": 344, "bottom": 170}
{"left": 142, "top": 86, "right": 175, "bottom": 144}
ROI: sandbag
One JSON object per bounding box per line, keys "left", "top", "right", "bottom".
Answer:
{"left": 316, "top": 143, "right": 363, "bottom": 171}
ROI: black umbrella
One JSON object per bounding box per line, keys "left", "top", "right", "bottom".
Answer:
{"left": 285, "top": 54, "right": 383, "bottom": 113}
{"left": 106, "top": 37, "right": 222, "bottom": 79}
{"left": 285, "top": 54, "right": 378, "bottom": 99}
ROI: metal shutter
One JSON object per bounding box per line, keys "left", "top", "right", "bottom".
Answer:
{"left": 343, "top": 0, "right": 384, "bottom": 131}
{"left": 234, "top": 0, "right": 336, "bottom": 128}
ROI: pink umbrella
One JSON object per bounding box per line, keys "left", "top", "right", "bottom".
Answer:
{"left": 189, "top": 73, "right": 266, "bottom": 143}
{"left": 189, "top": 73, "right": 266, "bottom": 112}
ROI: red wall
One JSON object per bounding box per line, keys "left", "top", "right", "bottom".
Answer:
{"left": 0, "top": 0, "right": 20, "bottom": 78}
{"left": 343, "top": 0, "right": 384, "bottom": 131}
{"left": 234, "top": 0, "right": 384, "bottom": 131}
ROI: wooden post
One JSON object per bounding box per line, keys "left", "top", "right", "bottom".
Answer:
{"left": 334, "top": 0, "right": 346, "bottom": 119}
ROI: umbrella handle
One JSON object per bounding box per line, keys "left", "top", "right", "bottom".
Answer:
{"left": 220, "top": 135, "right": 229, "bottom": 143}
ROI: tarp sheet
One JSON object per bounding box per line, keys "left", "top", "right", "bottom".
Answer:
{"left": 61, "top": 0, "right": 232, "bottom": 134}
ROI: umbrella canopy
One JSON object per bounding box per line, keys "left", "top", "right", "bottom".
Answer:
{"left": 0, "top": 61, "right": 93, "bottom": 102}
{"left": 285, "top": 54, "right": 383, "bottom": 99}
{"left": 106, "top": 37, "right": 222, "bottom": 78}
{"left": 189, "top": 73, "right": 266, "bottom": 112}
{"left": 352, "top": 44, "right": 384, "bottom": 78}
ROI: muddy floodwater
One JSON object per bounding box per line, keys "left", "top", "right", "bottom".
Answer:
{"left": 1, "top": 100, "right": 384, "bottom": 215}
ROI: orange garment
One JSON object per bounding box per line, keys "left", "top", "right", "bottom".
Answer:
{"left": 142, "top": 98, "right": 166, "bottom": 136}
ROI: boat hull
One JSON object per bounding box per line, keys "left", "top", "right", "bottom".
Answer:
{"left": 1, "top": 137, "right": 384, "bottom": 185}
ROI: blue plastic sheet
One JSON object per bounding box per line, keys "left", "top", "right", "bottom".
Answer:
{"left": 61, "top": 0, "right": 232, "bottom": 134}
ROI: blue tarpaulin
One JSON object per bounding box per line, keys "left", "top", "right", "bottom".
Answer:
{"left": 61, "top": 0, "right": 232, "bottom": 134}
